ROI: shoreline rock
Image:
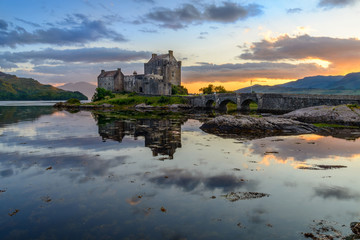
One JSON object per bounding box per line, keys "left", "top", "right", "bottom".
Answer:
{"left": 280, "top": 105, "right": 360, "bottom": 126}
{"left": 200, "top": 115, "right": 320, "bottom": 139}
{"left": 53, "top": 102, "right": 114, "bottom": 110}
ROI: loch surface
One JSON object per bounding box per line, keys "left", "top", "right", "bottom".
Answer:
{"left": 0, "top": 105, "right": 359, "bottom": 239}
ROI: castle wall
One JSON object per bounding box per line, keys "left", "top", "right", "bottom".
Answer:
{"left": 124, "top": 74, "right": 171, "bottom": 95}
{"left": 114, "top": 72, "right": 124, "bottom": 92}
{"left": 164, "top": 61, "right": 181, "bottom": 86}
{"left": 124, "top": 75, "right": 138, "bottom": 93}
{"left": 98, "top": 76, "right": 115, "bottom": 91}
{"left": 144, "top": 51, "right": 181, "bottom": 86}
{"left": 98, "top": 51, "right": 180, "bottom": 96}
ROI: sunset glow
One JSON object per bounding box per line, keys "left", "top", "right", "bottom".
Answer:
{"left": 1, "top": 0, "right": 360, "bottom": 93}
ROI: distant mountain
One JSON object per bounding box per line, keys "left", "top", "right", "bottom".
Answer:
{"left": 58, "top": 82, "right": 97, "bottom": 99}
{"left": 236, "top": 72, "right": 360, "bottom": 95}
{"left": 330, "top": 72, "right": 360, "bottom": 90}
{"left": 0, "top": 72, "right": 87, "bottom": 100}
{"left": 279, "top": 75, "right": 343, "bottom": 89}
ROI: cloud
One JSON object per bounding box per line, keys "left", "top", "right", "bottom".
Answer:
{"left": 0, "top": 14, "right": 126, "bottom": 48}
{"left": 145, "top": 2, "right": 263, "bottom": 29}
{"left": 182, "top": 61, "right": 325, "bottom": 83}
{"left": 239, "top": 34, "right": 360, "bottom": 69}
{"left": 0, "top": 19, "right": 8, "bottom": 30}
{"left": 133, "top": 0, "right": 155, "bottom": 3}
{"left": 0, "top": 59, "right": 18, "bottom": 69}
{"left": 14, "top": 18, "right": 41, "bottom": 28}
{"left": 0, "top": 48, "right": 150, "bottom": 67}
{"left": 318, "top": 0, "right": 358, "bottom": 9}
{"left": 146, "top": 4, "right": 201, "bottom": 29}
{"left": 204, "top": 2, "right": 262, "bottom": 23}
{"left": 287, "top": 8, "right": 302, "bottom": 14}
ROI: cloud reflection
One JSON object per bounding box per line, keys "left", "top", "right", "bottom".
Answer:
{"left": 248, "top": 134, "right": 360, "bottom": 166}
{"left": 149, "top": 168, "right": 258, "bottom": 193}
{"left": 314, "top": 185, "right": 360, "bottom": 200}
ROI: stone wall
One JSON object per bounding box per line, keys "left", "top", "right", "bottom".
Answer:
{"left": 98, "top": 69, "right": 124, "bottom": 92}
{"left": 98, "top": 76, "right": 115, "bottom": 91}
{"left": 186, "top": 93, "right": 360, "bottom": 112}
{"left": 98, "top": 50, "right": 181, "bottom": 96}
{"left": 124, "top": 74, "right": 171, "bottom": 95}
{"left": 144, "top": 50, "right": 181, "bottom": 87}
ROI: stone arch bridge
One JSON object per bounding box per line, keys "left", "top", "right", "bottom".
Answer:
{"left": 185, "top": 93, "right": 360, "bottom": 112}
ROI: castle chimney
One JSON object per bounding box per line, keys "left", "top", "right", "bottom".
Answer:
{"left": 117, "top": 68, "right": 121, "bottom": 72}
{"left": 168, "top": 50, "right": 173, "bottom": 57}
{"left": 152, "top": 53, "right": 157, "bottom": 58}
{"left": 101, "top": 70, "right": 105, "bottom": 73}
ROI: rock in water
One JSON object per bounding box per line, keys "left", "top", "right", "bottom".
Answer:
{"left": 200, "top": 115, "right": 319, "bottom": 139}
{"left": 351, "top": 222, "right": 360, "bottom": 235}
{"left": 281, "top": 105, "right": 360, "bottom": 126}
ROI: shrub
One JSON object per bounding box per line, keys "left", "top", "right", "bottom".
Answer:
{"left": 158, "top": 96, "right": 171, "bottom": 104}
{"left": 172, "top": 85, "right": 188, "bottom": 95}
{"left": 66, "top": 98, "right": 81, "bottom": 104}
{"left": 92, "top": 88, "right": 115, "bottom": 102}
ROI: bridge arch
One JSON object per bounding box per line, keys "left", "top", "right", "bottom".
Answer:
{"left": 219, "top": 99, "right": 237, "bottom": 112}
{"left": 240, "top": 98, "right": 258, "bottom": 112}
{"left": 205, "top": 99, "right": 215, "bottom": 108}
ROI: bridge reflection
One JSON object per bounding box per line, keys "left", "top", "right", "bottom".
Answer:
{"left": 95, "top": 114, "right": 185, "bottom": 159}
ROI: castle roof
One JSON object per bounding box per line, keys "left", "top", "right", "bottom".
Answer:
{"left": 152, "top": 54, "right": 169, "bottom": 60}
{"left": 98, "top": 69, "right": 122, "bottom": 78}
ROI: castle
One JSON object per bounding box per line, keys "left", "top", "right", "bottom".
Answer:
{"left": 98, "top": 50, "right": 181, "bottom": 96}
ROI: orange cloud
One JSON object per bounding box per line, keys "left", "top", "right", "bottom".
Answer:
{"left": 181, "top": 34, "right": 360, "bottom": 92}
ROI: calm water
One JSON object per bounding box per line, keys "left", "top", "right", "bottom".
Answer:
{"left": 0, "top": 105, "right": 359, "bottom": 239}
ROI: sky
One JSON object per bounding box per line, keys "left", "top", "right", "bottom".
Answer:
{"left": 1, "top": 0, "right": 360, "bottom": 93}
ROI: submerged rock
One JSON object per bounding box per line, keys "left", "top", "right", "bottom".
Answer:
{"left": 200, "top": 115, "right": 319, "bottom": 139}
{"left": 222, "top": 192, "right": 270, "bottom": 202}
{"left": 281, "top": 105, "right": 360, "bottom": 126}
{"left": 134, "top": 103, "right": 153, "bottom": 109}
{"left": 351, "top": 222, "right": 360, "bottom": 235}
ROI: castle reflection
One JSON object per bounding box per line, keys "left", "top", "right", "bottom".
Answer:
{"left": 95, "top": 114, "right": 185, "bottom": 159}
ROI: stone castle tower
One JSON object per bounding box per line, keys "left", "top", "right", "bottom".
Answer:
{"left": 98, "top": 50, "right": 181, "bottom": 96}
{"left": 144, "top": 50, "right": 181, "bottom": 86}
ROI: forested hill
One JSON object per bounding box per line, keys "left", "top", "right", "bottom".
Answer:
{"left": 236, "top": 72, "right": 360, "bottom": 95}
{"left": 0, "top": 72, "right": 87, "bottom": 100}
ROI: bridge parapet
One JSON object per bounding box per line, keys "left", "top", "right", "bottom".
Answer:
{"left": 185, "top": 93, "right": 360, "bottom": 112}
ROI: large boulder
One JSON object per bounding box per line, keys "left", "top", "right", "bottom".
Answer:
{"left": 200, "top": 115, "right": 319, "bottom": 139}
{"left": 281, "top": 105, "right": 360, "bottom": 126}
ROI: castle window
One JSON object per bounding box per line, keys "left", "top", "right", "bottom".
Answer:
{"left": 172, "top": 71, "right": 175, "bottom": 77}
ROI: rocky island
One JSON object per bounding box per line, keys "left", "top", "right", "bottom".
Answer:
{"left": 200, "top": 104, "right": 360, "bottom": 139}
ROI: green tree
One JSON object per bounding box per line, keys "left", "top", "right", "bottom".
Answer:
{"left": 199, "top": 84, "right": 214, "bottom": 94}
{"left": 199, "top": 84, "right": 230, "bottom": 94}
{"left": 214, "top": 85, "right": 227, "bottom": 93}
{"left": 92, "top": 88, "right": 115, "bottom": 102}
{"left": 172, "top": 85, "right": 188, "bottom": 95}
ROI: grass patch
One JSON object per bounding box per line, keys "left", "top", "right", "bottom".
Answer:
{"left": 87, "top": 93, "right": 188, "bottom": 108}
{"left": 313, "top": 123, "right": 359, "bottom": 129}
{"left": 347, "top": 104, "right": 360, "bottom": 110}
{"left": 226, "top": 102, "right": 237, "bottom": 113}
{"left": 249, "top": 102, "right": 258, "bottom": 111}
